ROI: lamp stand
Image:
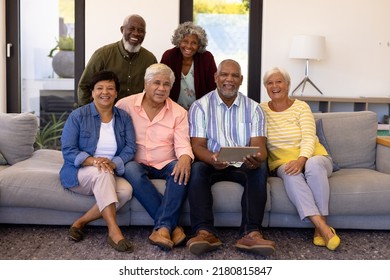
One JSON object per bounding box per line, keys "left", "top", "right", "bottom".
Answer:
{"left": 291, "top": 59, "right": 324, "bottom": 95}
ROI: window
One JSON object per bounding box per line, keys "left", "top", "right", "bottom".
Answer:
{"left": 181, "top": 0, "right": 263, "bottom": 101}
{"left": 194, "top": 0, "right": 250, "bottom": 96}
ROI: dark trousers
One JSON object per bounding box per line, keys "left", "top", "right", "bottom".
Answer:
{"left": 188, "top": 161, "right": 268, "bottom": 237}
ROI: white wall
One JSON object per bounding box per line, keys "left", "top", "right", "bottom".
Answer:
{"left": 261, "top": 0, "right": 390, "bottom": 101}
{"left": 0, "top": 0, "right": 6, "bottom": 112}
{"left": 85, "top": 0, "right": 179, "bottom": 63}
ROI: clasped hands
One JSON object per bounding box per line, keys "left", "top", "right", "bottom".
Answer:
{"left": 88, "top": 156, "right": 116, "bottom": 174}
{"left": 211, "top": 152, "right": 262, "bottom": 170}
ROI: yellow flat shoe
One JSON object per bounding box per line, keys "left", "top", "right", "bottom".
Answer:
{"left": 313, "top": 235, "right": 326, "bottom": 247}
{"left": 326, "top": 227, "right": 340, "bottom": 251}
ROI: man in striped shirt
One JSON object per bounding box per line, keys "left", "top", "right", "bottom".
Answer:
{"left": 186, "top": 59, "right": 275, "bottom": 256}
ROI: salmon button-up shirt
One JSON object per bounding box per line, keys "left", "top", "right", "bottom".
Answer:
{"left": 116, "top": 92, "right": 194, "bottom": 169}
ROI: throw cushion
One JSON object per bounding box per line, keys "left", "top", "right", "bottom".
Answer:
{"left": 0, "top": 113, "right": 38, "bottom": 165}
{"left": 315, "top": 119, "right": 341, "bottom": 172}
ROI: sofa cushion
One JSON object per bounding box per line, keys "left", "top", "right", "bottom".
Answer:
{"left": 269, "top": 169, "right": 390, "bottom": 216}
{"left": 0, "top": 149, "right": 104, "bottom": 211}
{"left": 315, "top": 119, "right": 340, "bottom": 172}
{"left": 327, "top": 169, "right": 390, "bottom": 215}
{"left": 0, "top": 113, "right": 38, "bottom": 165}
{"left": 313, "top": 111, "right": 377, "bottom": 169}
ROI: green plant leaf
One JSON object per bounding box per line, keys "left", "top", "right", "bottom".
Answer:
{"left": 35, "top": 112, "right": 67, "bottom": 150}
{"left": 48, "top": 36, "right": 74, "bottom": 57}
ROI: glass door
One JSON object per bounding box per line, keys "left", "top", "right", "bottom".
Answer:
{"left": 6, "top": 0, "right": 79, "bottom": 123}
{"left": 20, "top": 0, "right": 75, "bottom": 125}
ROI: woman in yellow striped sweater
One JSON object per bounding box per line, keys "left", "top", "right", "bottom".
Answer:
{"left": 260, "top": 67, "right": 340, "bottom": 251}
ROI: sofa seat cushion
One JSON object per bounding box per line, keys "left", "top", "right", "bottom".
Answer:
{"left": 327, "top": 169, "right": 390, "bottom": 215}
{"left": 0, "top": 149, "right": 130, "bottom": 215}
{"left": 269, "top": 169, "right": 390, "bottom": 216}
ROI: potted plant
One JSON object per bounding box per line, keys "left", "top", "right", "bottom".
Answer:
{"left": 48, "top": 36, "right": 75, "bottom": 78}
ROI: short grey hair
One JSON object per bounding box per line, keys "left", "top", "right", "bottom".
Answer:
{"left": 144, "top": 63, "right": 175, "bottom": 86}
{"left": 122, "top": 14, "right": 145, "bottom": 27}
{"left": 217, "top": 59, "right": 242, "bottom": 75}
{"left": 263, "top": 67, "right": 291, "bottom": 91}
{"left": 171, "top": 21, "right": 208, "bottom": 53}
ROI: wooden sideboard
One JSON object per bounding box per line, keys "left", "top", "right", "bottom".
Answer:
{"left": 292, "top": 96, "right": 390, "bottom": 124}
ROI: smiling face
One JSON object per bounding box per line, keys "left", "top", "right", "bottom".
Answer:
{"left": 121, "top": 15, "right": 146, "bottom": 52}
{"left": 265, "top": 72, "right": 290, "bottom": 102}
{"left": 179, "top": 34, "right": 200, "bottom": 59}
{"left": 92, "top": 80, "right": 117, "bottom": 109}
{"left": 144, "top": 74, "right": 172, "bottom": 106}
{"left": 214, "top": 60, "right": 243, "bottom": 104}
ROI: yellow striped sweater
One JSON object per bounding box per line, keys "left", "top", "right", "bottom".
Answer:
{"left": 260, "top": 99, "right": 328, "bottom": 171}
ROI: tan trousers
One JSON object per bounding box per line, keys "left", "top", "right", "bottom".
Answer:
{"left": 71, "top": 166, "right": 132, "bottom": 212}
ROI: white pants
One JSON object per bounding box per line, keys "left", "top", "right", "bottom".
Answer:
{"left": 71, "top": 166, "right": 132, "bottom": 212}
{"left": 276, "top": 156, "right": 333, "bottom": 221}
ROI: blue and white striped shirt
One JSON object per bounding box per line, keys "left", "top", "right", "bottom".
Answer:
{"left": 188, "top": 90, "right": 267, "bottom": 153}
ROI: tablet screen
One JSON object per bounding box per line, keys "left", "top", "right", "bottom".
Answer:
{"left": 217, "top": 146, "right": 259, "bottom": 162}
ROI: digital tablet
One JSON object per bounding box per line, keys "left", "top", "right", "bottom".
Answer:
{"left": 217, "top": 146, "right": 259, "bottom": 162}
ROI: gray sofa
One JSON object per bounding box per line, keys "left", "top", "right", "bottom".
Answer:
{"left": 1, "top": 111, "right": 390, "bottom": 230}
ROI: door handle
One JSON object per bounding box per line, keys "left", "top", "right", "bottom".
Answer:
{"left": 7, "top": 43, "right": 13, "bottom": 57}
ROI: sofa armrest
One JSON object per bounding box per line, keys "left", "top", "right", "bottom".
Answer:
{"left": 376, "top": 136, "right": 390, "bottom": 174}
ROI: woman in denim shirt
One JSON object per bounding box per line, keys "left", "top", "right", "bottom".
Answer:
{"left": 60, "top": 70, "right": 136, "bottom": 253}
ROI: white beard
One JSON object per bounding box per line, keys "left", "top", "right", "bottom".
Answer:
{"left": 122, "top": 38, "right": 141, "bottom": 53}
{"left": 219, "top": 88, "right": 238, "bottom": 99}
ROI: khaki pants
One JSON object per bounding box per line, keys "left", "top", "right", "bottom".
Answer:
{"left": 71, "top": 166, "right": 132, "bottom": 212}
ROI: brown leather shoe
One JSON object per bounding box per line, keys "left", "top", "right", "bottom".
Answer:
{"left": 149, "top": 227, "right": 174, "bottom": 250}
{"left": 235, "top": 231, "right": 275, "bottom": 256}
{"left": 107, "top": 237, "right": 134, "bottom": 253}
{"left": 68, "top": 226, "right": 85, "bottom": 242}
{"left": 172, "top": 226, "right": 186, "bottom": 246}
{"left": 186, "top": 230, "right": 222, "bottom": 255}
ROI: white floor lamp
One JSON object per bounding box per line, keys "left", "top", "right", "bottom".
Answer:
{"left": 289, "top": 35, "right": 326, "bottom": 95}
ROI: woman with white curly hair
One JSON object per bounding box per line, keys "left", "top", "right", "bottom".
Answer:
{"left": 161, "top": 21, "right": 217, "bottom": 109}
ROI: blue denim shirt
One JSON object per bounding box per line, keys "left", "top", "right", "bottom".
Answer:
{"left": 60, "top": 102, "right": 136, "bottom": 188}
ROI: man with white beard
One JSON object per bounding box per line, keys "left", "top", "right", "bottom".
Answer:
{"left": 78, "top": 14, "right": 157, "bottom": 106}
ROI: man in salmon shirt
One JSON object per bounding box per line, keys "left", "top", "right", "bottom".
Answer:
{"left": 116, "top": 63, "right": 194, "bottom": 251}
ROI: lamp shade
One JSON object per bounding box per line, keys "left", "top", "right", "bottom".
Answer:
{"left": 289, "top": 35, "right": 326, "bottom": 60}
